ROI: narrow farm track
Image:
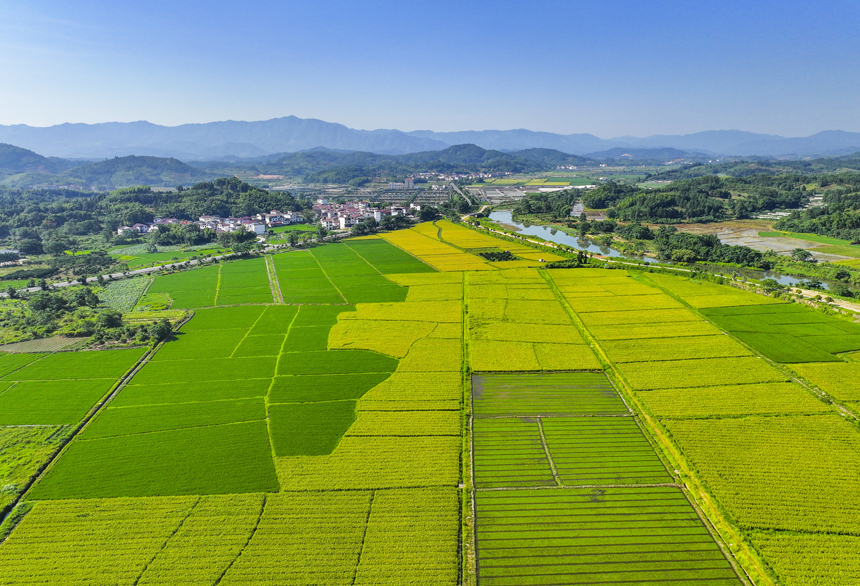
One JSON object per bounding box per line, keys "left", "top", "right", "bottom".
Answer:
{"left": 462, "top": 271, "right": 478, "bottom": 586}
{"left": 541, "top": 269, "right": 766, "bottom": 586}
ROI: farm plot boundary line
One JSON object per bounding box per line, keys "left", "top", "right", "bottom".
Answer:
{"left": 349, "top": 490, "right": 377, "bottom": 586}
{"left": 211, "top": 494, "right": 268, "bottom": 586}
{"left": 535, "top": 417, "right": 562, "bottom": 487}
{"left": 264, "top": 255, "right": 285, "bottom": 304}
{"left": 77, "top": 418, "right": 270, "bottom": 442}
{"left": 540, "top": 269, "right": 757, "bottom": 586}
{"left": 308, "top": 248, "right": 349, "bottom": 304}
{"left": 0, "top": 312, "right": 195, "bottom": 538}
{"left": 132, "top": 496, "right": 202, "bottom": 586}
{"left": 229, "top": 306, "right": 271, "bottom": 359}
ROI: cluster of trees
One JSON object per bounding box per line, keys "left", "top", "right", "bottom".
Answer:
{"left": 1, "top": 285, "right": 174, "bottom": 345}
{"left": 652, "top": 226, "right": 770, "bottom": 267}
{"left": 103, "top": 178, "right": 307, "bottom": 228}
{"left": 512, "top": 190, "right": 579, "bottom": 220}
{"left": 775, "top": 183, "right": 860, "bottom": 240}
{"left": 349, "top": 214, "right": 414, "bottom": 237}
{"left": 478, "top": 250, "right": 516, "bottom": 261}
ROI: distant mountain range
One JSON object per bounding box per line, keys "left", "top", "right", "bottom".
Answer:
{"left": 1, "top": 116, "right": 859, "bottom": 159}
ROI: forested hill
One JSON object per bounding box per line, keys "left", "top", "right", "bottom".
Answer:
{"left": 774, "top": 173, "right": 860, "bottom": 240}
{"left": 0, "top": 177, "right": 309, "bottom": 255}
{"left": 61, "top": 156, "right": 215, "bottom": 189}
{"left": 1, "top": 142, "right": 588, "bottom": 188}
{"left": 0, "top": 153, "right": 216, "bottom": 190}
{"left": 645, "top": 153, "right": 860, "bottom": 181}
{"left": 0, "top": 143, "right": 76, "bottom": 175}
{"left": 243, "top": 144, "right": 591, "bottom": 184}
{"left": 100, "top": 177, "right": 306, "bottom": 224}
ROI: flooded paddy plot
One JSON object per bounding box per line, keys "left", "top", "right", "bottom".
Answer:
{"left": 471, "top": 372, "right": 740, "bottom": 585}
{"left": 476, "top": 487, "right": 742, "bottom": 586}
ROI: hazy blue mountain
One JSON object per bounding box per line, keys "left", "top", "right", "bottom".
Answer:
{"left": 732, "top": 130, "right": 860, "bottom": 157}
{"left": 612, "top": 130, "right": 781, "bottom": 154}
{"left": 0, "top": 117, "right": 449, "bottom": 159}
{"left": 585, "top": 147, "right": 707, "bottom": 160}
{"left": 1, "top": 117, "right": 859, "bottom": 159}
{"left": 407, "top": 129, "right": 616, "bottom": 154}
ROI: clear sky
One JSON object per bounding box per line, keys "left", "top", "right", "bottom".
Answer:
{"left": 1, "top": 0, "right": 858, "bottom": 137}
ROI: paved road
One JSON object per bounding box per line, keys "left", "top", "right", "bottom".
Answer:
{"left": 461, "top": 205, "right": 490, "bottom": 221}
{"left": 450, "top": 182, "right": 474, "bottom": 206}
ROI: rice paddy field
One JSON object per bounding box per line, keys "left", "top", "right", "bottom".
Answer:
{"left": 471, "top": 372, "right": 740, "bottom": 584}
{"left": 1, "top": 221, "right": 859, "bottom": 585}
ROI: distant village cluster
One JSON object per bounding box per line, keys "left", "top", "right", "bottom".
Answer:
{"left": 315, "top": 199, "right": 422, "bottom": 231}
{"left": 117, "top": 199, "right": 425, "bottom": 237}
{"left": 116, "top": 210, "right": 303, "bottom": 237}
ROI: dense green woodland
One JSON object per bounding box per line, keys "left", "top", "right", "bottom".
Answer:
{"left": 646, "top": 153, "right": 860, "bottom": 181}
{"left": 775, "top": 186, "right": 860, "bottom": 240}
{"left": 0, "top": 177, "right": 308, "bottom": 255}
{"left": 515, "top": 173, "right": 860, "bottom": 225}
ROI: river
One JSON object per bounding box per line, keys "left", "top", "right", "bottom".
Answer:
{"left": 488, "top": 211, "right": 830, "bottom": 290}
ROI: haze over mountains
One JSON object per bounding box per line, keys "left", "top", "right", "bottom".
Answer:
{"left": 1, "top": 117, "right": 860, "bottom": 160}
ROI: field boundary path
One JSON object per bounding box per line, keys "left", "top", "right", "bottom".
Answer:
{"left": 263, "top": 255, "right": 284, "bottom": 304}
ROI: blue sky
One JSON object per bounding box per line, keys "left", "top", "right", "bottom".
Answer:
{"left": 1, "top": 0, "right": 858, "bottom": 137}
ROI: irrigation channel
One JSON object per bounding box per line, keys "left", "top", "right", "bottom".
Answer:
{"left": 489, "top": 210, "right": 833, "bottom": 290}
